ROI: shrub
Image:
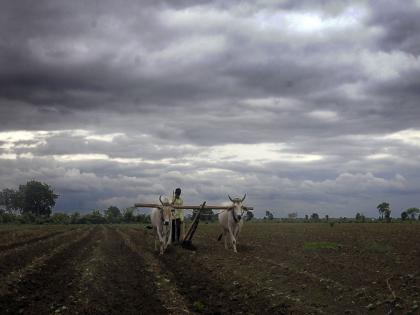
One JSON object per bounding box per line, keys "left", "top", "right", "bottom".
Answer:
{"left": 48, "top": 213, "right": 71, "bottom": 224}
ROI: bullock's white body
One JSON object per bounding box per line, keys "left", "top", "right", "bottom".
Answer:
{"left": 218, "top": 196, "right": 246, "bottom": 253}
{"left": 151, "top": 202, "right": 172, "bottom": 255}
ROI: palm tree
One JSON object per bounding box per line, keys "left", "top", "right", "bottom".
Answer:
{"left": 377, "top": 202, "right": 390, "bottom": 220}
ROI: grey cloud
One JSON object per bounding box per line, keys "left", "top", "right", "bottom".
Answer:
{"left": 367, "top": 0, "right": 420, "bottom": 54}
{"left": 1, "top": 0, "right": 420, "bottom": 217}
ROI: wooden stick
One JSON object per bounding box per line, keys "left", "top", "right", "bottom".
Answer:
{"left": 134, "top": 203, "right": 253, "bottom": 210}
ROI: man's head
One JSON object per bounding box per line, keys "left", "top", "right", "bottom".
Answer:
{"left": 175, "top": 188, "right": 181, "bottom": 197}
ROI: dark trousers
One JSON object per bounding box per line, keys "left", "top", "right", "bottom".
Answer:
{"left": 172, "top": 218, "right": 181, "bottom": 243}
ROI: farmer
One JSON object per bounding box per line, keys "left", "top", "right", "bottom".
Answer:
{"left": 171, "top": 187, "right": 184, "bottom": 243}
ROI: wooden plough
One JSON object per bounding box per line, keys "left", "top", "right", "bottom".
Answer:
{"left": 134, "top": 201, "right": 253, "bottom": 249}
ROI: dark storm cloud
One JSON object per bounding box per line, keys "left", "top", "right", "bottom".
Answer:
{"left": 0, "top": 0, "right": 364, "bottom": 115}
{"left": 1, "top": 0, "right": 420, "bottom": 217}
{"left": 367, "top": 0, "right": 420, "bottom": 54}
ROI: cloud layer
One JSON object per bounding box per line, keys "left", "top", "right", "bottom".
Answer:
{"left": 1, "top": 0, "right": 420, "bottom": 217}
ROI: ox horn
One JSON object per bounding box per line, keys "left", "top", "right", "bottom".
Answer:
{"left": 228, "top": 195, "right": 234, "bottom": 202}
{"left": 241, "top": 193, "right": 246, "bottom": 202}
{"left": 159, "top": 195, "right": 164, "bottom": 205}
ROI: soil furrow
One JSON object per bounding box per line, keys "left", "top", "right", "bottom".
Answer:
{"left": 0, "top": 226, "right": 97, "bottom": 314}
{"left": 114, "top": 226, "right": 193, "bottom": 314}
{"left": 0, "top": 226, "right": 85, "bottom": 277}
{"left": 76, "top": 225, "right": 167, "bottom": 314}
{"left": 0, "top": 230, "right": 68, "bottom": 252}
{"left": 123, "top": 226, "right": 321, "bottom": 315}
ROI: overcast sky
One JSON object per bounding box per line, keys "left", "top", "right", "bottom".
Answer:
{"left": 1, "top": 0, "right": 420, "bottom": 218}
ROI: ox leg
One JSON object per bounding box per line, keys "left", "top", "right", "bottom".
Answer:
{"left": 156, "top": 228, "right": 165, "bottom": 255}
{"left": 166, "top": 222, "right": 172, "bottom": 247}
{"left": 154, "top": 227, "right": 158, "bottom": 252}
{"left": 229, "top": 228, "right": 238, "bottom": 253}
{"left": 161, "top": 225, "right": 171, "bottom": 253}
{"left": 223, "top": 229, "right": 228, "bottom": 249}
{"left": 163, "top": 233, "right": 169, "bottom": 252}
{"left": 234, "top": 226, "right": 240, "bottom": 247}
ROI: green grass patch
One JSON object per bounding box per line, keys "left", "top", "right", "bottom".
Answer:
{"left": 304, "top": 242, "right": 340, "bottom": 250}
{"left": 193, "top": 301, "right": 205, "bottom": 313}
{"left": 365, "top": 241, "right": 392, "bottom": 253}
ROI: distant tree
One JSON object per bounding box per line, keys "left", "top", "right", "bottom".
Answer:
{"left": 0, "top": 209, "right": 17, "bottom": 223}
{"left": 401, "top": 211, "right": 408, "bottom": 221}
{"left": 288, "top": 212, "right": 298, "bottom": 220}
{"left": 16, "top": 180, "right": 58, "bottom": 217}
{"left": 377, "top": 202, "right": 390, "bottom": 220}
{"left": 325, "top": 214, "right": 329, "bottom": 221}
{"left": 20, "top": 212, "right": 36, "bottom": 224}
{"left": 80, "top": 209, "right": 106, "bottom": 224}
{"left": 405, "top": 208, "right": 420, "bottom": 220}
{"left": 70, "top": 212, "right": 81, "bottom": 224}
{"left": 245, "top": 210, "right": 254, "bottom": 221}
{"left": 0, "top": 188, "right": 20, "bottom": 213}
{"left": 122, "top": 207, "right": 135, "bottom": 223}
{"left": 105, "top": 206, "right": 122, "bottom": 223}
{"left": 384, "top": 208, "right": 391, "bottom": 223}
{"left": 355, "top": 212, "right": 365, "bottom": 222}
{"left": 49, "top": 213, "right": 70, "bottom": 224}
{"left": 135, "top": 213, "right": 150, "bottom": 224}
{"left": 310, "top": 213, "right": 319, "bottom": 221}
{"left": 265, "top": 210, "right": 274, "bottom": 220}
{"left": 305, "top": 214, "right": 309, "bottom": 221}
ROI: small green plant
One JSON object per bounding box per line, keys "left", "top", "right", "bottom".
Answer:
{"left": 193, "top": 301, "right": 205, "bottom": 312}
{"left": 304, "top": 242, "right": 340, "bottom": 250}
{"left": 365, "top": 241, "right": 392, "bottom": 253}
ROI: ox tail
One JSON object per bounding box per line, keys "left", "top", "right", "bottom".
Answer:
{"left": 217, "top": 233, "right": 223, "bottom": 241}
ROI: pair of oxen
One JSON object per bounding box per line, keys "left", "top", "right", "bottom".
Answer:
{"left": 151, "top": 194, "right": 248, "bottom": 254}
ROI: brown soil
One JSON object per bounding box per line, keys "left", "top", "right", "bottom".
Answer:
{"left": 0, "top": 223, "right": 419, "bottom": 315}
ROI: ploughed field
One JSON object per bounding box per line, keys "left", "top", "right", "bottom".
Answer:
{"left": 0, "top": 223, "right": 419, "bottom": 314}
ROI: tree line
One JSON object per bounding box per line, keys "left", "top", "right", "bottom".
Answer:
{"left": 264, "top": 202, "right": 420, "bottom": 223}
{"left": 2, "top": 181, "right": 419, "bottom": 224}
{"left": 0, "top": 180, "right": 150, "bottom": 224}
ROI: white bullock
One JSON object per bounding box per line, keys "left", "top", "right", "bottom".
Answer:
{"left": 150, "top": 196, "right": 173, "bottom": 255}
{"left": 218, "top": 194, "right": 248, "bottom": 253}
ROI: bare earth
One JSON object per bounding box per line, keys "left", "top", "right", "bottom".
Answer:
{"left": 0, "top": 222, "right": 419, "bottom": 314}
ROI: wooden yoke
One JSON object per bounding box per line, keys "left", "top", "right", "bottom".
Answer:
{"left": 134, "top": 203, "right": 254, "bottom": 211}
